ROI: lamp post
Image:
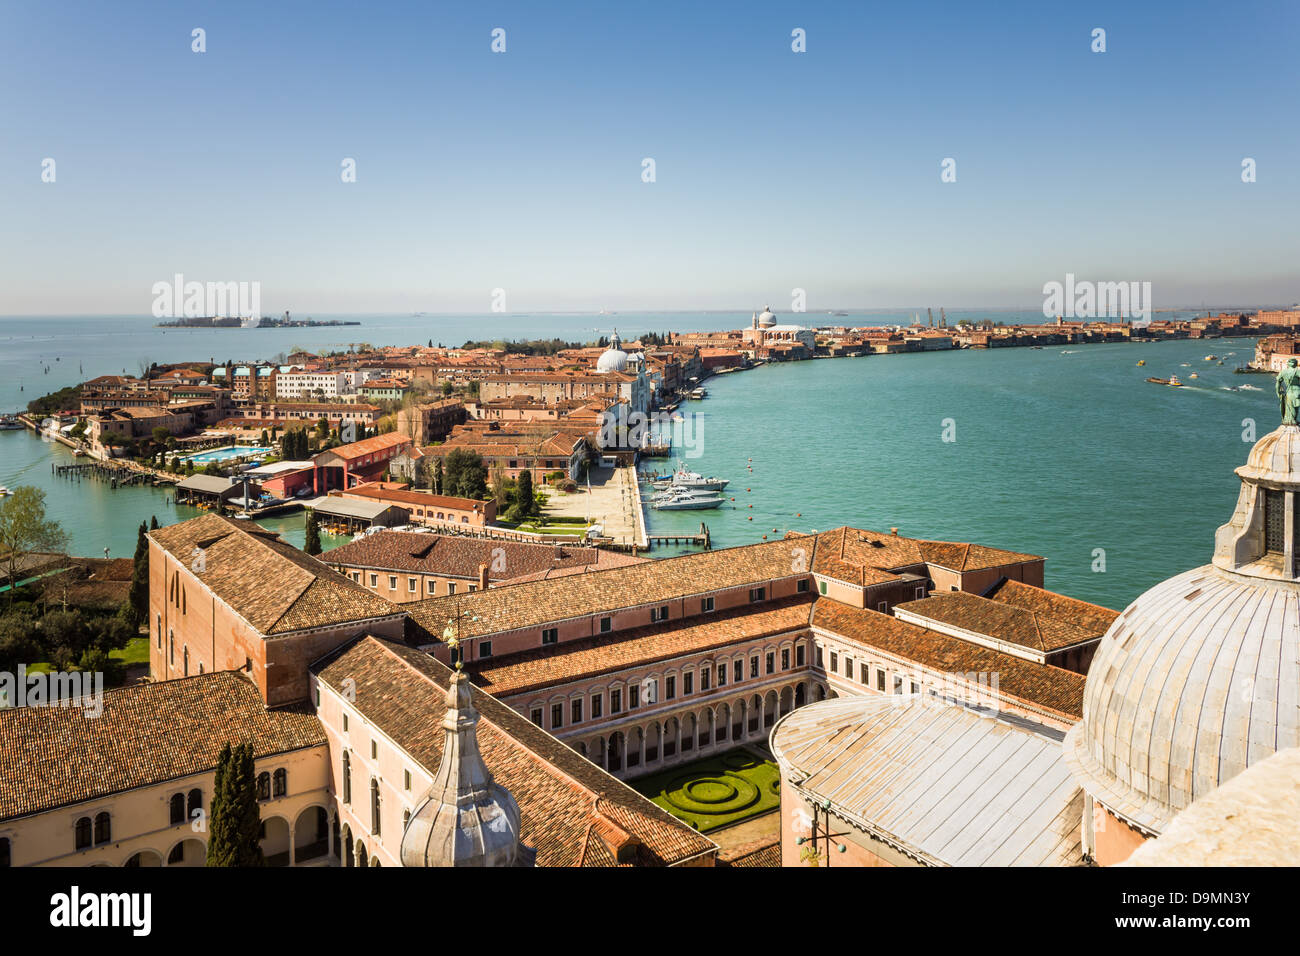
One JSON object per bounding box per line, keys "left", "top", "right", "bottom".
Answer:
{"left": 795, "top": 799, "right": 850, "bottom": 867}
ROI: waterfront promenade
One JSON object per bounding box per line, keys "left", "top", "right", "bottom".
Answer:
{"left": 544, "top": 464, "right": 648, "bottom": 552}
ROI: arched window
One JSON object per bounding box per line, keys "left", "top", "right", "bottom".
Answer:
{"left": 168, "top": 631, "right": 174, "bottom": 665}
{"left": 170, "top": 793, "right": 185, "bottom": 825}
{"left": 94, "top": 812, "right": 111, "bottom": 846}
{"left": 342, "top": 752, "right": 352, "bottom": 804}
{"left": 370, "top": 778, "right": 381, "bottom": 835}
{"left": 256, "top": 772, "right": 271, "bottom": 801}
{"left": 187, "top": 788, "right": 202, "bottom": 818}
{"left": 75, "top": 817, "right": 92, "bottom": 850}
{"left": 0, "top": 837, "right": 10, "bottom": 867}
{"left": 402, "top": 808, "right": 411, "bottom": 831}
{"left": 273, "top": 768, "right": 287, "bottom": 797}
{"left": 182, "top": 646, "right": 189, "bottom": 676}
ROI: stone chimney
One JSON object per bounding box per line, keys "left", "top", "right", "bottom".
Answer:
{"left": 478, "top": 563, "right": 490, "bottom": 590}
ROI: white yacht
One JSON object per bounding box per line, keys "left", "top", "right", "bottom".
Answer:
{"left": 650, "top": 487, "right": 724, "bottom": 510}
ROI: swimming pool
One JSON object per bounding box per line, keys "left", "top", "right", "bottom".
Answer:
{"left": 185, "top": 445, "right": 273, "bottom": 464}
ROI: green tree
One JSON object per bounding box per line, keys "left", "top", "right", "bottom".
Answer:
{"left": 259, "top": 429, "right": 269, "bottom": 446}
{"left": 315, "top": 417, "right": 329, "bottom": 440}
{"left": 433, "top": 459, "right": 444, "bottom": 495}
{"left": 304, "top": 510, "right": 322, "bottom": 556}
{"left": 509, "top": 469, "right": 537, "bottom": 522}
{"left": 443, "top": 449, "right": 487, "bottom": 499}
{"left": 0, "top": 487, "right": 68, "bottom": 606}
{"left": 441, "top": 381, "right": 453, "bottom": 397}
{"left": 150, "top": 515, "right": 159, "bottom": 530}
{"left": 207, "top": 743, "right": 265, "bottom": 867}
{"left": 151, "top": 426, "right": 171, "bottom": 446}
{"left": 125, "top": 521, "right": 149, "bottom": 629}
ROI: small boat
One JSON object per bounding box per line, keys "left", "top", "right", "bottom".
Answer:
{"left": 651, "top": 488, "right": 724, "bottom": 511}
{"left": 0, "top": 415, "right": 23, "bottom": 431}
{"left": 0, "top": 486, "right": 11, "bottom": 497}
{"left": 1217, "top": 361, "right": 1225, "bottom": 366}
{"left": 1205, "top": 355, "right": 1218, "bottom": 361}
{"left": 688, "top": 387, "right": 707, "bottom": 399}
{"left": 1189, "top": 373, "right": 1199, "bottom": 379}
{"left": 669, "top": 469, "right": 729, "bottom": 492}
{"left": 1146, "top": 375, "right": 1185, "bottom": 387}
{"left": 1137, "top": 360, "right": 1146, "bottom": 367}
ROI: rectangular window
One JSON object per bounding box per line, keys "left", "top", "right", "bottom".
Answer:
{"left": 629, "top": 684, "right": 640, "bottom": 709}
{"left": 877, "top": 669, "right": 886, "bottom": 692}
{"left": 878, "top": 601, "right": 889, "bottom": 613}
{"left": 701, "top": 596, "right": 715, "bottom": 613}
{"left": 750, "top": 656, "right": 759, "bottom": 678}
{"left": 551, "top": 703, "right": 563, "bottom": 729}
{"left": 830, "top": 651, "right": 838, "bottom": 672}
{"left": 765, "top": 652, "right": 774, "bottom": 674}
{"left": 914, "top": 586, "right": 926, "bottom": 600}
{"left": 388, "top": 575, "right": 397, "bottom": 590}
{"left": 1266, "top": 489, "right": 1285, "bottom": 552}
{"left": 893, "top": 675, "right": 904, "bottom": 694}
{"left": 796, "top": 644, "right": 806, "bottom": 666}
{"left": 342, "top": 713, "right": 349, "bottom": 733}
{"left": 749, "top": 586, "right": 766, "bottom": 603}
{"left": 468, "top": 584, "right": 477, "bottom": 592}
{"left": 371, "top": 740, "right": 377, "bottom": 760}
{"left": 408, "top": 577, "right": 417, "bottom": 592}
{"left": 860, "top": 662, "right": 869, "bottom": 684}
{"left": 651, "top": 605, "right": 669, "bottom": 623}
{"left": 717, "top": 664, "right": 726, "bottom": 687}
{"left": 843, "top": 656, "right": 852, "bottom": 677}
{"left": 911, "top": 681, "right": 920, "bottom": 694}
{"left": 530, "top": 708, "right": 543, "bottom": 727}
{"left": 815, "top": 646, "right": 823, "bottom": 668}
{"left": 571, "top": 698, "right": 583, "bottom": 724}
{"left": 781, "top": 648, "right": 790, "bottom": 669}
{"left": 600, "top": 616, "right": 612, "bottom": 633}
{"left": 591, "top": 693, "right": 602, "bottom": 719}
{"left": 683, "top": 671, "right": 694, "bottom": 695}
{"left": 666, "top": 675, "right": 676, "bottom": 699}
{"left": 734, "top": 659, "right": 743, "bottom": 682}
{"left": 797, "top": 578, "right": 809, "bottom": 593}
{"left": 448, "top": 583, "right": 456, "bottom": 595}
{"left": 542, "top": 627, "right": 558, "bottom": 645}
{"left": 818, "top": 580, "right": 827, "bottom": 595}
{"left": 479, "top": 640, "right": 492, "bottom": 658}
{"left": 610, "top": 689, "right": 622, "bottom": 714}
{"left": 369, "top": 573, "right": 378, "bottom": 587}
{"left": 404, "top": 770, "right": 411, "bottom": 791}
{"left": 700, "top": 667, "right": 710, "bottom": 691}
{"left": 427, "top": 580, "right": 436, "bottom": 594}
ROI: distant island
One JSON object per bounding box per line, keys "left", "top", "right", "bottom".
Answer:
{"left": 154, "top": 316, "right": 361, "bottom": 329}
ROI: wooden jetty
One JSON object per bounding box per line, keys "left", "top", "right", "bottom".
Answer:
{"left": 645, "top": 523, "right": 710, "bottom": 550}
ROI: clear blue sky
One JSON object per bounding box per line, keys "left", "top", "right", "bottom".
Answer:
{"left": 1, "top": 0, "right": 1296, "bottom": 315}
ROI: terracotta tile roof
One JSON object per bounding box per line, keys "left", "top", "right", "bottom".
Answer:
{"left": 324, "top": 531, "right": 643, "bottom": 581}
{"left": 0, "top": 672, "right": 324, "bottom": 820}
{"left": 149, "top": 514, "right": 399, "bottom": 635}
{"left": 468, "top": 597, "right": 814, "bottom": 696}
{"left": 315, "top": 431, "right": 411, "bottom": 464}
{"left": 339, "top": 485, "right": 488, "bottom": 511}
{"left": 810, "top": 527, "right": 1043, "bottom": 586}
{"left": 718, "top": 836, "right": 781, "bottom": 867}
{"left": 405, "top": 537, "right": 815, "bottom": 642}
{"left": 313, "top": 636, "right": 716, "bottom": 867}
{"left": 897, "top": 581, "right": 1117, "bottom": 653}
{"left": 811, "top": 599, "right": 1085, "bottom": 720}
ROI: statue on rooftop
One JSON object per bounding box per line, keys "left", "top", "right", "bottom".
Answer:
{"left": 1277, "top": 358, "right": 1300, "bottom": 426}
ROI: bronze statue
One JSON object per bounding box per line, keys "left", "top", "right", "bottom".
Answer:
{"left": 1278, "top": 358, "right": 1300, "bottom": 425}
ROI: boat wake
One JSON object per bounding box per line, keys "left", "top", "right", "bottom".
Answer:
{"left": 1238, "top": 384, "right": 1263, "bottom": 391}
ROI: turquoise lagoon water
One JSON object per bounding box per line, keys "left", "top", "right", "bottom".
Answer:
{"left": 0, "top": 314, "right": 1271, "bottom": 609}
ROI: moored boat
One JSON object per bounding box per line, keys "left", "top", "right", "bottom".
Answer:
{"left": 651, "top": 487, "right": 724, "bottom": 510}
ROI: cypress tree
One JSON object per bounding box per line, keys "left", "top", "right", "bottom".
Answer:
{"left": 125, "top": 521, "right": 149, "bottom": 629}
{"left": 516, "top": 468, "right": 535, "bottom": 518}
{"left": 149, "top": 515, "right": 159, "bottom": 530}
{"left": 304, "top": 510, "right": 322, "bottom": 556}
{"left": 207, "top": 742, "right": 264, "bottom": 867}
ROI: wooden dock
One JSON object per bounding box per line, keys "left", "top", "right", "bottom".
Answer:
{"left": 646, "top": 523, "right": 710, "bottom": 550}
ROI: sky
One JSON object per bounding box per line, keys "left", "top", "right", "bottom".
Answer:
{"left": 0, "top": 0, "right": 1297, "bottom": 315}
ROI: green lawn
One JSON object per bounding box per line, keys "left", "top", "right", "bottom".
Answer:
{"left": 631, "top": 747, "right": 781, "bottom": 833}
{"left": 110, "top": 636, "right": 150, "bottom": 667}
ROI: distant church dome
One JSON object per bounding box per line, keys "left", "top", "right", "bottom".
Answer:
{"left": 1064, "top": 423, "right": 1300, "bottom": 838}
{"left": 596, "top": 330, "right": 628, "bottom": 373}
{"left": 757, "top": 307, "right": 777, "bottom": 329}
{"left": 399, "top": 670, "right": 532, "bottom": 867}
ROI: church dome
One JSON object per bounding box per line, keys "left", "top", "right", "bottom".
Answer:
{"left": 757, "top": 307, "right": 777, "bottom": 328}
{"left": 1064, "top": 423, "right": 1300, "bottom": 836}
{"left": 399, "top": 671, "right": 530, "bottom": 867}
{"left": 596, "top": 330, "right": 628, "bottom": 373}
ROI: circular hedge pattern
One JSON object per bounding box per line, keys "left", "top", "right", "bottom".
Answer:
{"left": 661, "top": 772, "right": 760, "bottom": 816}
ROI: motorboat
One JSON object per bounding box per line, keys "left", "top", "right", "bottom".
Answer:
{"left": 1137, "top": 360, "right": 1146, "bottom": 367}
{"left": 1146, "top": 375, "right": 1185, "bottom": 387}
{"left": 668, "top": 468, "right": 729, "bottom": 492}
{"left": 651, "top": 487, "right": 723, "bottom": 510}
{"left": 0, "top": 486, "right": 11, "bottom": 497}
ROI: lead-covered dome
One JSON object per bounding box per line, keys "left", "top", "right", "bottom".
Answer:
{"left": 596, "top": 329, "right": 628, "bottom": 373}
{"left": 757, "top": 306, "right": 776, "bottom": 328}
{"left": 1064, "top": 423, "right": 1300, "bottom": 836}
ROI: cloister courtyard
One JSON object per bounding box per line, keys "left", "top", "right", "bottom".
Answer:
{"left": 632, "top": 746, "right": 781, "bottom": 834}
